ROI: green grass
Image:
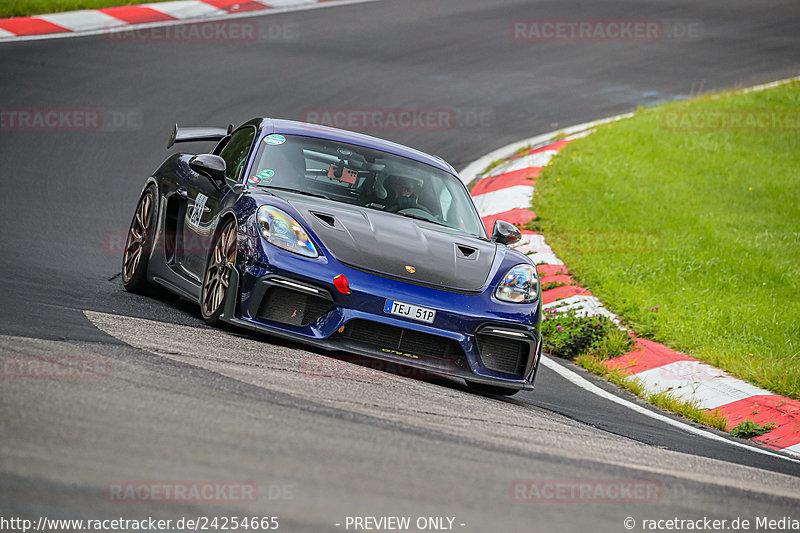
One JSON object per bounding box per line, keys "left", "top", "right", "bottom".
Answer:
{"left": 0, "top": 0, "right": 172, "bottom": 17}
{"left": 540, "top": 310, "right": 631, "bottom": 360}
{"left": 535, "top": 81, "right": 800, "bottom": 399}
{"left": 729, "top": 419, "right": 775, "bottom": 438}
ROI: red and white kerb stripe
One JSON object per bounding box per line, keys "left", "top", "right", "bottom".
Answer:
{"left": 0, "top": 0, "right": 351, "bottom": 39}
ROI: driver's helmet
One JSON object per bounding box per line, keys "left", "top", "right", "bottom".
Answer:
{"left": 387, "top": 175, "right": 421, "bottom": 210}
{"left": 394, "top": 176, "right": 416, "bottom": 197}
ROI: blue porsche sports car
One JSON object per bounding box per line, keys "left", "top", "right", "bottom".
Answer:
{"left": 122, "top": 118, "right": 542, "bottom": 395}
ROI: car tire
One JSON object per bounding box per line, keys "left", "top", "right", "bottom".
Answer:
{"left": 466, "top": 382, "right": 519, "bottom": 397}
{"left": 122, "top": 185, "right": 157, "bottom": 294}
{"left": 200, "top": 217, "right": 238, "bottom": 326}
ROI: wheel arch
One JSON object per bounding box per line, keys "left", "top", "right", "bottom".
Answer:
{"left": 214, "top": 210, "right": 239, "bottom": 239}
{"left": 200, "top": 211, "right": 240, "bottom": 323}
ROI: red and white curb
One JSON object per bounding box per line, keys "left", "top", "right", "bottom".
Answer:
{"left": 463, "top": 94, "right": 800, "bottom": 458}
{"left": 0, "top": 0, "right": 377, "bottom": 42}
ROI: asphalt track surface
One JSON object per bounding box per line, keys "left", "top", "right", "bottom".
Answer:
{"left": 1, "top": 0, "right": 800, "bottom": 531}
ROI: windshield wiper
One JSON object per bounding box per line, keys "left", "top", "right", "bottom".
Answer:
{"left": 396, "top": 211, "right": 448, "bottom": 228}
{"left": 260, "top": 186, "right": 332, "bottom": 201}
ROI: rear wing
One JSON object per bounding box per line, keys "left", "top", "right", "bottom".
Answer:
{"left": 167, "top": 123, "right": 233, "bottom": 149}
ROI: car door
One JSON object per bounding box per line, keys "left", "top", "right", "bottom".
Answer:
{"left": 179, "top": 125, "right": 257, "bottom": 280}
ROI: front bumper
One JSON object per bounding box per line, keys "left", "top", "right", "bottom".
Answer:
{"left": 221, "top": 253, "right": 542, "bottom": 391}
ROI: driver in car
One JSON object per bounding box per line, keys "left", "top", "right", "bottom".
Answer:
{"left": 387, "top": 175, "right": 420, "bottom": 211}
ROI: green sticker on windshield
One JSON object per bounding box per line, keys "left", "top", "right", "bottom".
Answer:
{"left": 258, "top": 169, "right": 274, "bottom": 179}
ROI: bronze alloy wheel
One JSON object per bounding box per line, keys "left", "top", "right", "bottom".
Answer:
{"left": 122, "top": 189, "right": 153, "bottom": 285}
{"left": 202, "top": 219, "right": 237, "bottom": 320}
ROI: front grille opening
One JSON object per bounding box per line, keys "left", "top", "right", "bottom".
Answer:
{"left": 476, "top": 334, "right": 529, "bottom": 376}
{"left": 340, "top": 320, "right": 463, "bottom": 361}
{"left": 256, "top": 287, "right": 333, "bottom": 327}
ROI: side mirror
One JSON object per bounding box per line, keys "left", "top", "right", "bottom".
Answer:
{"left": 491, "top": 220, "right": 522, "bottom": 246}
{"left": 189, "top": 154, "right": 227, "bottom": 188}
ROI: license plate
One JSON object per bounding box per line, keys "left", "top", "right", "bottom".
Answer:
{"left": 384, "top": 299, "right": 436, "bottom": 324}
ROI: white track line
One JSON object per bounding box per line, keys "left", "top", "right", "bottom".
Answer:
{"left": 541, "top": 356, "right": 800, "bottom": 462}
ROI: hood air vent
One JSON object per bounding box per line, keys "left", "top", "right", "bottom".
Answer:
{"left": 311, "top": 211, "right": 337, "bottom": 228}
{"left": 456, "top": 244, "right": 478, "bottom": 260}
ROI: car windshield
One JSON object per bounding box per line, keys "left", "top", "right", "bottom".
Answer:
{"left": 249, "top": 134, "right": 485, "bottom": 237}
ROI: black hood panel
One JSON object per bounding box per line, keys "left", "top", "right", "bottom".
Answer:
{"left": 282, "top": 194, "right": 497, "bottom": 292}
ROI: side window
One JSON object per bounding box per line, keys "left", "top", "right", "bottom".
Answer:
{"left": 212, "top": 136, "right": 230, "bottom": 155}
{"left": 218, "top": 127, "right": 256, "bottom": 182}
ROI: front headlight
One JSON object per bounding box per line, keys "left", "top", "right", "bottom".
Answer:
{"left": 494, "top": 264, "right": 539, "bottom": 303}
{"left": 257, "top": 206, "right": 318, "bottom": 258}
